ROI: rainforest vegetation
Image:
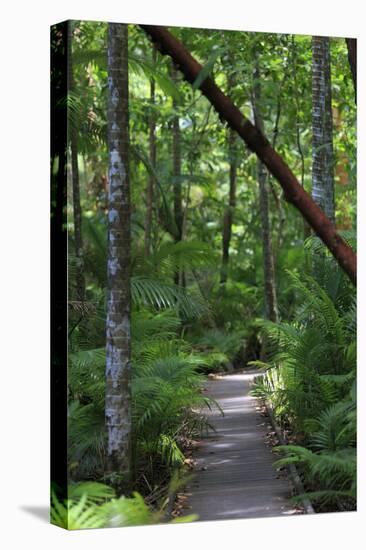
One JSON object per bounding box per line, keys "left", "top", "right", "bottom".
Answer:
{"left": 51, "top": 21, "right": 356, "bottom": 529}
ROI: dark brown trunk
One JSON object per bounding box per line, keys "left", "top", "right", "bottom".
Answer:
{"left": 70, "top": 142, "right": 85, "bottom": 301}
{"left": 67, "top": 22, "right": 85, "bottom": 302}
{"left": 51, "top": 21, "right": 69, "bottom": 504}
{"left": 144, "top": 47, "right": 157, "bottom": 257}
{"left": 345, "top": 38, "right": 357, "bottom": 104}
{"left": 140, "top": 25, "right": 356, "bottom": 285}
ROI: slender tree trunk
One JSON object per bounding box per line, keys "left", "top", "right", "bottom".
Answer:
{"left": 220, "top": 127, "right": 237, "bottom": 284}
{"left": 181, "top": 159, "right": 192, "bottom": 243}
{"left": 144, "top": 47, "right": 157, "bottom": 257}
{"left": 171, "top": 65, "right": 183, "bottom": 285}
{"left": 67, "top": 22, "right": 85, "bottom": 302}
{"left": 257, "top": 160, "right": 279, "bottom": 322}
{"left": 106, "top": 23, "right": 131, "bottom": 490}
{"left": 252, "top": 64, "right": 279, "bottom": 323}
{"left": 312, "top": 36, "right": 335, "bottom": 224}
{"left": 291, "top": 35, "right": 311, "bottom": 241}
{"left": 271, "top": 91, "right": 287, "bottom": 252}
{"left": 220, "top": 70, "right": 238, "bottom": 285}
{"left": 345, "top": 38, "right": 357, "bottom": 104}
{"left": 140, "top": 25, "right": 356, "bottom": 284}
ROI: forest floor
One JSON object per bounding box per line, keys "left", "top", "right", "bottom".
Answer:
{"left": 178, "top": 371, "right": 303, "bottom": 522}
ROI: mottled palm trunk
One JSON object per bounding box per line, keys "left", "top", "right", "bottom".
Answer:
{"left": 67, "top": 22, "right": 85, "bottom": 301}
{"left": 312, "top": 36, "right": 335, "bottom": 224}
{"left": 144, "top": 47, "right": 157, "bottom": 257}
{"left": 171, "top": 65, "right": 183, "bottom": 285}
{"left": 106, "top": 23, "right": 131, "bottom": 488}
{"left": 220, "top": 127, "right": 237, "bottom": 284}
{"left": 252, "top": 64, "right": 279, "bottom": 323}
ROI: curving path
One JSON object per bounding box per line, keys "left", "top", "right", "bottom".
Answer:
{"left": 182, "top": 372, "right": 300, "bottom": 522}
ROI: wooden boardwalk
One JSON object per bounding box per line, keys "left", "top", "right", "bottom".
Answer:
{"left": 181, "top": 372, "right": 299, "bottom": 522}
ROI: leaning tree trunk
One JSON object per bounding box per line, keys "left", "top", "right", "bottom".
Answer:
{"left": 144, "top": 46, "right": 157, "bottom": 257}
{"left": 106, "top": 22, "right": 131, "bottom": 490}
{"left": 140, "top": 25, "right": 356, "bottom": 285}
{"left": 67, "top": 22, "right": 85, "bottom": 302}
{"left": 312, "top": 36, "right": 335, "bottom": 224}
{"left": 252, "top": 63, "right": 279, "bottom": 323}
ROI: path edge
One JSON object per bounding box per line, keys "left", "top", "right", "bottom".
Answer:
{"left": 262, "top": 399, "right": 315, "bottom": 515}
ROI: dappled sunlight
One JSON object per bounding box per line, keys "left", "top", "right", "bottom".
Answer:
{"left": 184, "top": 372, "right": 295, "bottom": 520}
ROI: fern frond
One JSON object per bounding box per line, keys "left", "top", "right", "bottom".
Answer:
{"left": 68, "top": 482, "right": 115, "bottom": 504}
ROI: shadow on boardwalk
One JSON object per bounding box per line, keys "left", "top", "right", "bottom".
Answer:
{"left": 181, "top": 372, "right": 301, "bottom": 522}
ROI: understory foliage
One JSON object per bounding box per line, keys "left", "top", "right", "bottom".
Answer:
{"left": 68, "top": 304, "right": 217, "bottom": 482}
{"left": 250, "top": 241, "right": 356, "bottom": 511}
{"left": 51, "top": 482, "right": 195, "bottom": 529}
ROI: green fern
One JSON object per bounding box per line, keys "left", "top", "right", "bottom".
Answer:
{"left": 310, "top": 402, "right": 355, "bottom": 452}
{"left": 254, "top": 270, "right": 356, "bottom": 433}
{"left": 51, "top": 485, "right": 161, "bottom": 530}
{"left": 51, "top": 492, "right": 105, "bottom": 530}
{"left": 68, "top": 482, "right": 115, "bottom": 503}
{"left": 68, "top": 401, "right": 106, "bottom": 478}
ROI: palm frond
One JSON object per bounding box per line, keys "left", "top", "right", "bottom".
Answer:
{"left": 131, "top": 276, "right": 210, "bottom": 319}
